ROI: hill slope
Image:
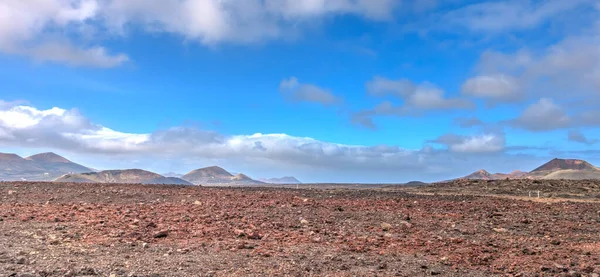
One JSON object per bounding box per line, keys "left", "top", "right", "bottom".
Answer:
{"left": 0, "top": 152, "right": 92, "bottom": 181}
{"left": 26, "top": 152, "right": 93, "bottom": 176}
{"left": 459, "top": 158, "right": 600, "bottom": 180}
{"left": 0, "top": 153, "right": 44, "bottom": 175}
{"left": 531, "top": 158, "right": 597, "bottom": 173}
{"left": 182, "top": 166, "right": 262, "bottom": 185}
{"left": 260, "top": 176, "right": 302, "bottom": 184}
{"left": 182, "top": 166, "right": 233, "bottom": 184}
{"left": 55, "top": 169, "right": 193, "bottom": 185}
{"left": 463, "top": 170, "right": 493, "bottom": 180}
{"left": 541, "top": 169, "right": 600, "bottom": 180}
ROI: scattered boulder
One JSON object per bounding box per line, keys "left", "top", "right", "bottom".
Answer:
{"left": 153, "top": 230, "right": 169, "bottom": 238}
{"left": 399, "top": 221, "right": 412, "bottom": 230}
{"left": 381, "top": 222, "right": 392, "bottom": 231}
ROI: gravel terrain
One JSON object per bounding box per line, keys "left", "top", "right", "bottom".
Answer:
{"left": 1, "top": 181, "right": 599, "bottom": 276}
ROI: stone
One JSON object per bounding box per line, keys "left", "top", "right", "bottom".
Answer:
{"left": 381, "top": 223, "right": 393, "bottom": 231}
{"left": 399, "top": 221, "right": 412, "bottom": 229}
{"left": 248, "top": 231, "right": 262, "bottom": 240}
{"left": 15, "top": 257, "right": 26, "bottom": 264}
{"left": 153, "top": 230, "right": 169, "bottom": 238}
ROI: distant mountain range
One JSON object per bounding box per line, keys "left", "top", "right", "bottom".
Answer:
{"left": 0, "top": 152, "right": 274, "bottom": 185}
{"left": 3, "top": 152, "right": 599, "bottom": 184}
{"left": 181, "top": 166, "right": 264, "bottom": 185}
{"left": 0, "top": 152, "right": 92, "bottom": 181}
{"left": 460, "top": 158, "right": 600, "bottom": 180}
{"left": 162, "top": 172, "right": 184, "bottom": 178}
{"left": 56, "top": 169, "right": 193, "bottom": 185}
{"left": 259, "top": 176, "right": 302, "bottom": 184}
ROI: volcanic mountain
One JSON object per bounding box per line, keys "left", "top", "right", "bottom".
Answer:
{"left": 464, "top": 169, "right": 493, "bottom": 180}
{"left": 182, "top": 166, "right": 263, "bottom": 185}
{"left": 26, "top": 152, "right": 92, "bottom": 175}
{"left": 0, "top": 152, "right": 92, "bottom": 181}
{"left": 460, "top": 158, "right": 600, "bottom": 180}
{"left": 529, "top": 158, "right": 600, "bottom": 180}
{"left": 531, "top": 158, "right": 597, "bottom": 172}
{"left": 260, "top": 176, "right": 302, "bottom": 184}
{"left": 162, "top": 172, "right": 183, "bottom": 178}
{"left": 55, "top": 169, "right": 192, "bottom": 185}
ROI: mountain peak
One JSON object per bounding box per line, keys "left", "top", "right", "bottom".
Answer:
{"left": 231, "top": 173, "right": 252, "bottom": 181}
{"left": 185, "top": 166, "right": 232, "bottom": 177}
{"left": 26, "top": 152, "right": 71, "bottom": 163}
{"left": 464, "top": 169, "right": 492, "bottom": 180}
{"left": 260, "top": 176, "right": 302, "bottom": 184}
{"left": 0, "top": 153, "right": 24, "bottom": 161}
{"left": 182, "top": 165, "right": 235, "bottom": 185}
{"left": 531, "top": 158, "right": 596, "bottom": 173}
{"left": 55, "top": 169, "right": 192, "bottom": 185}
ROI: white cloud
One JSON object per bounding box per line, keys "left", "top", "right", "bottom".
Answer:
{"left": 461, "top": 74, "right": 521, "bottom": 105}
{"left": 440, "top": 0, "right": 595, "bottom": 33}
{"left": 508, "top": 98, "right": 571, "bottom": 131}
{"left": 0, "top": 0, "right": 129, "bottom": 68}
{"left": 366, "top": 76, "right": 415, "bottom": 97}
{"left": 473, "top": 31, "right": 600, "bottom": 101}
{"left": 406, "top": 85, "right": 473, "bottom": 110}
{"left": 0, "top": 102, "right": 422, "bottom": 169}
{"left": 354, "top": 77, "right": 473, "bottom": 128}
{"left": 25, "top": 43, "right": 129, "bottom": 68}
{"left": 105, "top": 0, "right": 397, "bottom": 41}
{"left": 279, "top": 77, "right": 342, "bottom": 106}
{"left": 0, "top": 100, "right": 544, "bottom": 182}
{"left": 454, "top": 117, "right": 484, "bottom": 128}
{"left": 432, "top": 132, "right": 505, "bottom": 153}
{"left": 568, "top": 130, "right": 598, "bottom": 145}
{"left": 452, "top": 134, "right": 505, "bottom": 153}
{"left": 365, "top": 77, "right": 473, "bottom": 110}
{"left": 263, "top": 0, "right": 397, "bottom": 20}
{"left": 465, "top": 21, "right": 600, "bottom": 130}
{"left": 0, "top": 0, "right": 399, "bottom": 66}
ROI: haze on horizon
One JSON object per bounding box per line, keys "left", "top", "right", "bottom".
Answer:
{"left": 1, "top": 0, "right": 599, "bottom": 183}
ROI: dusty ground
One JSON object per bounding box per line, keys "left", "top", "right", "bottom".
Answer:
{"left": 1, "top": 181, "right": 599, "bottom": 276}
{"left": 408, "top": 179, "right": 600, "bottom": 200}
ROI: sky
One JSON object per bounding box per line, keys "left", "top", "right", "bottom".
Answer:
{"left": 1, "top": 0, "right": 600, "bottom": 183}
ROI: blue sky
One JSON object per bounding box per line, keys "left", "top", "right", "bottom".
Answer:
{"left": 1, "top": 0, "right": 600, "bottom": 182}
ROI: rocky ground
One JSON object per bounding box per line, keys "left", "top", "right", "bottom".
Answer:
{"left": 1, "top": 181, "right": 599, "bottom": 276}
{"left": 409, "top": 179, "right": 600, "bottom": 200}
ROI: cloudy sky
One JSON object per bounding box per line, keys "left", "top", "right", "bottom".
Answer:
{"left": 1, "top": 0, "right": 600, "bottom": 183}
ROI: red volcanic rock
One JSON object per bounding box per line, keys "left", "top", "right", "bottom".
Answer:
{"left": 25, "top": 152, "right": 72, "bottom": 163}
{"left": 0, "top": 181, "right": 599, "bottom": 276}
{"left": 153, "top": 230, "right": 169, "bottom": 238}
{"left": 531, "top": 158, "right": 597, "bottom": 172}
{"left": 464, "top": 169, "right": 493, "bottom": 180}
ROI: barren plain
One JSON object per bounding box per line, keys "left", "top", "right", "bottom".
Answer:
{"left": 1, "top": 180, "right": 599, "bottom": 276}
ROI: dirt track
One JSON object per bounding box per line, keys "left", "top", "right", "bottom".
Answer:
{"left": 1, "top": 181, "right": 600, "bottom": 276}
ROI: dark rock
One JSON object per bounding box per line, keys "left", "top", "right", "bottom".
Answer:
{"left": 79, "top": 267, "right": 98, "bottom": 275}
{"left": 247, "top": 231, "right": 262, "bottom": 240}
{"left": 15, "top": 257, "right": 26, "bottom": 264}
{"left": 153, "top": 230, "right": 169, "bottom": 238}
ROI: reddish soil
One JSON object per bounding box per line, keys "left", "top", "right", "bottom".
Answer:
{"left": 1, "top": 181, "right": 600, "bottom": 276}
